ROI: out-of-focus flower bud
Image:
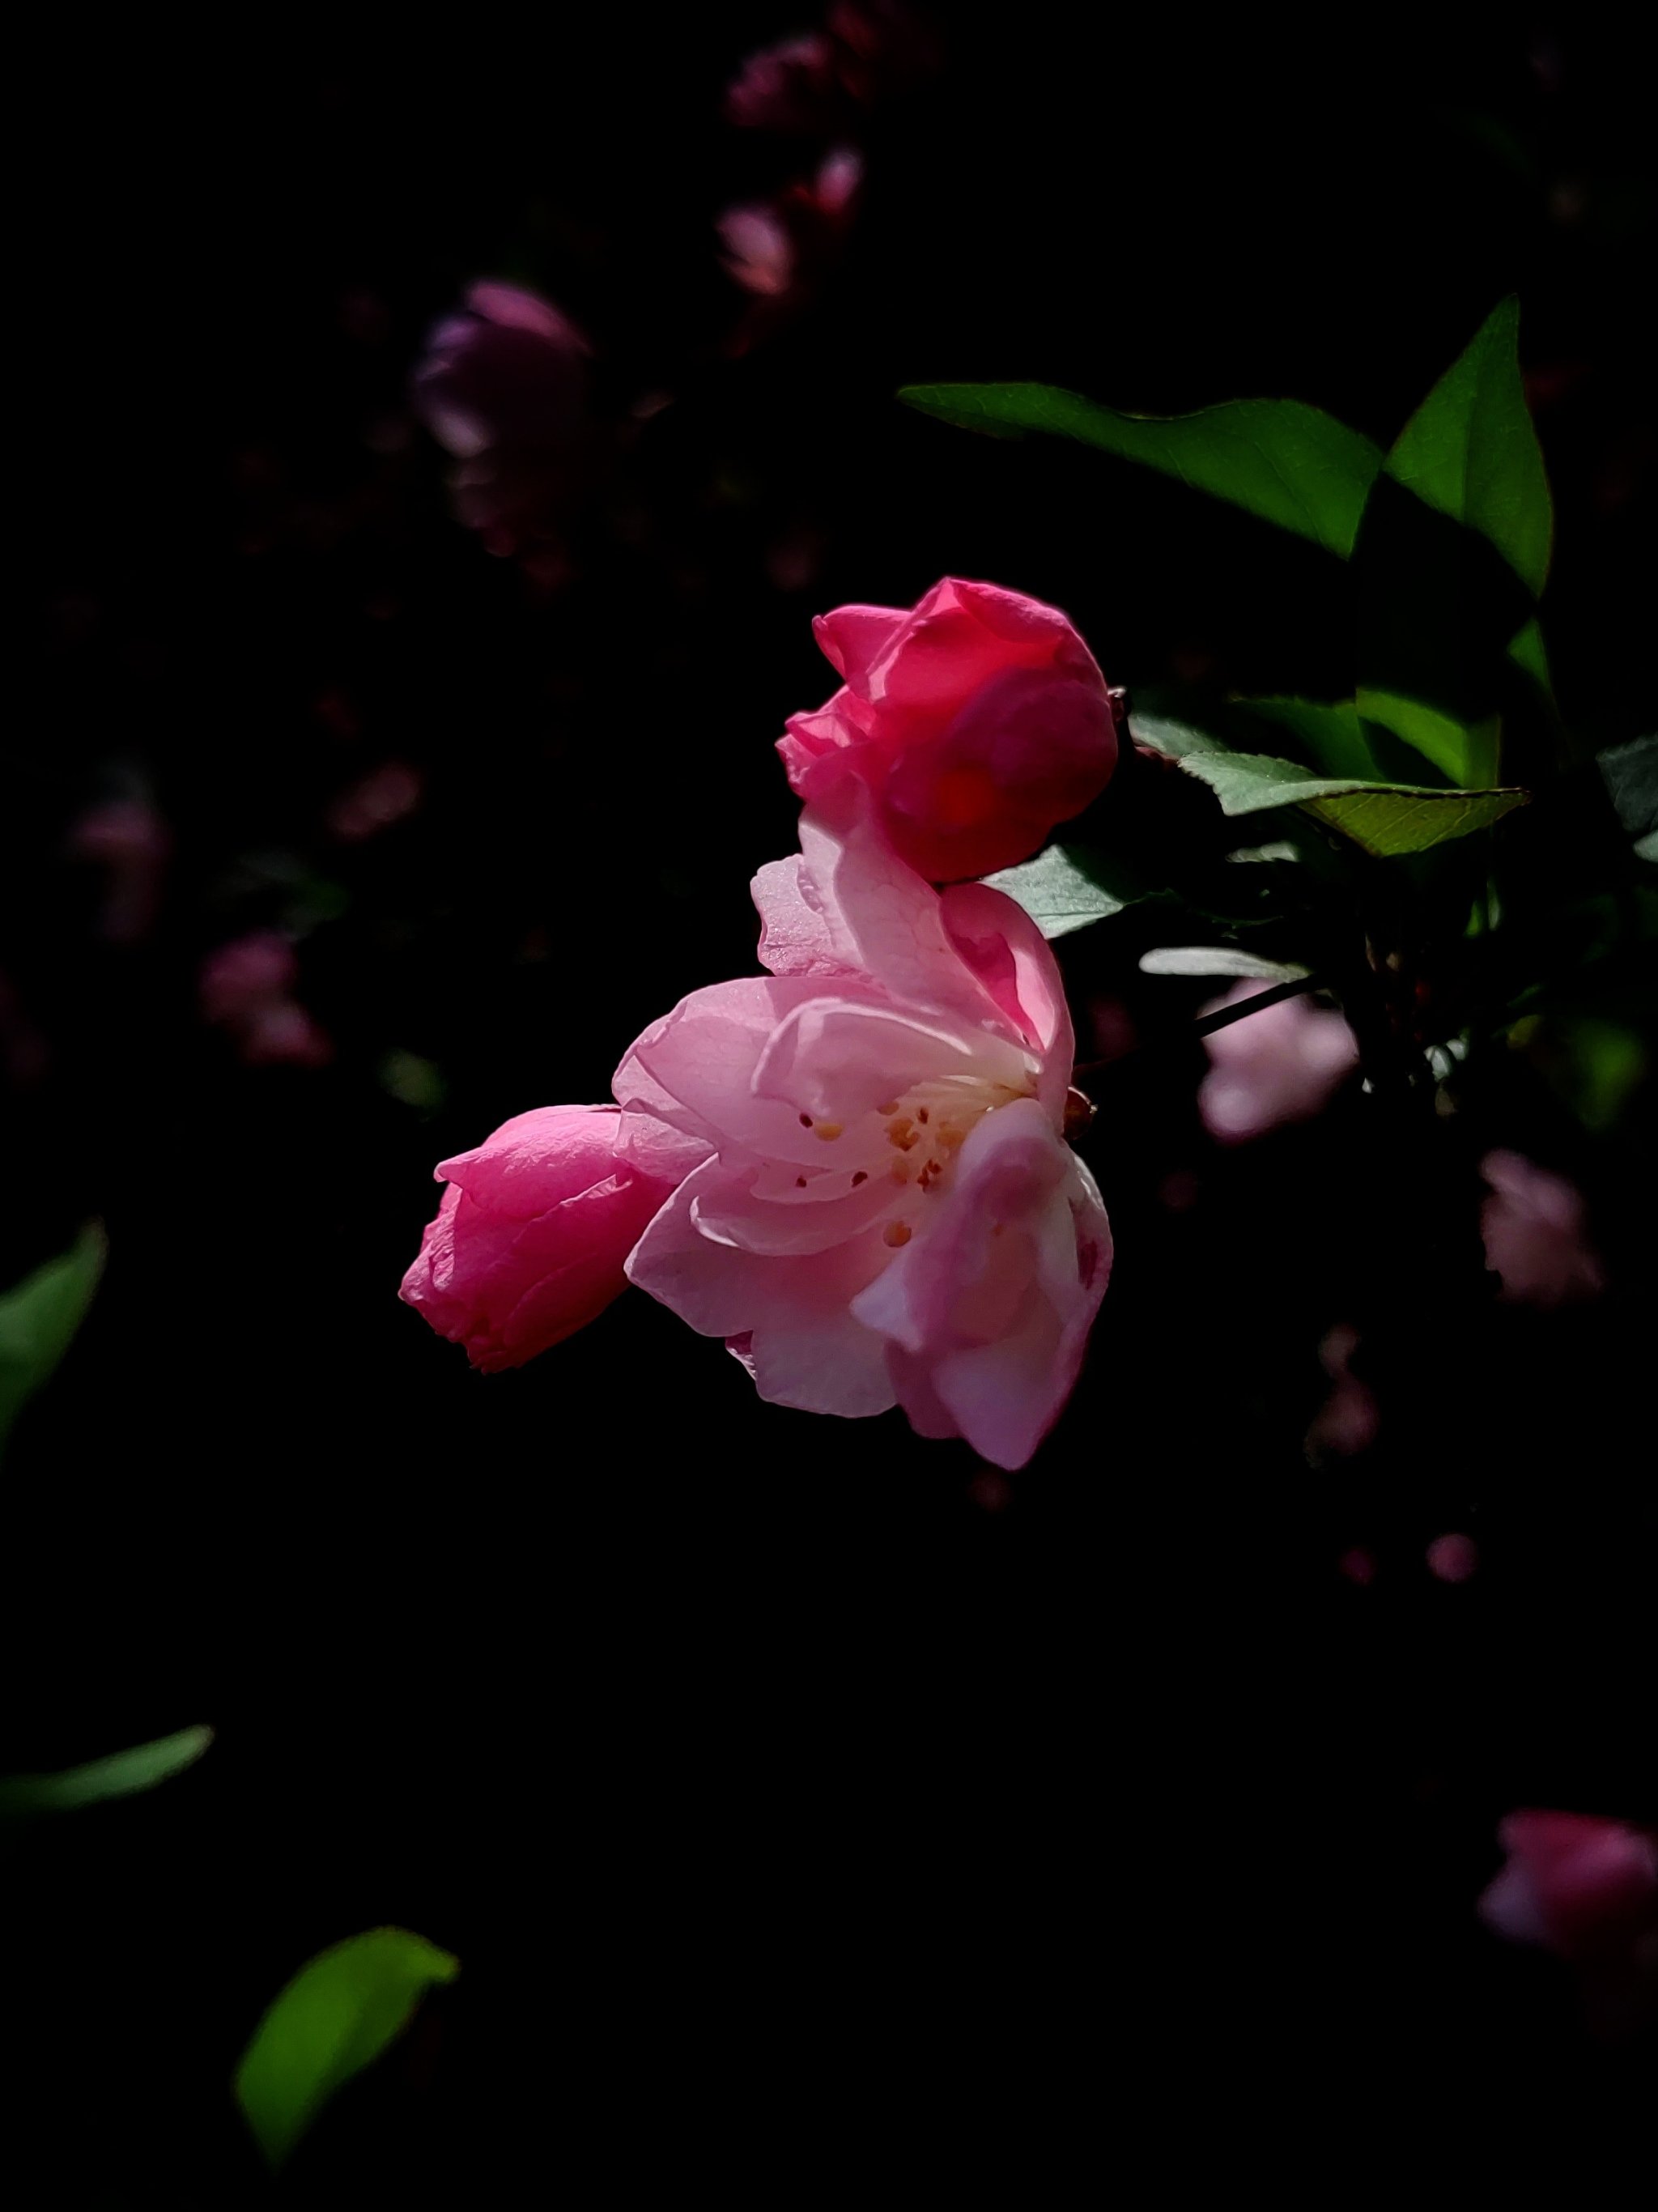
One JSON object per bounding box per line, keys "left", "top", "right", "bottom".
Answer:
{"left": 69, "top": 797, "right": 172, "bottom": 943}
{"left": 779, "top": 576, "right": 1116, "bottom": 882}
{"left": 1479, "top": 1150, "right": 1605, "bottom": 1307}
{"left": 725, "top": 32, "right": 844, "bottom": 134}
{"left": 411, "top": 282, "right": 589, "bottom": 556}
{"left": 199, "top": 932, "right": 332, "bottom": 1069}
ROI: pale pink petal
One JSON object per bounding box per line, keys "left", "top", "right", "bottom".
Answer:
{"left": 745, "top": 1308, "right": 896, "bottom": 1417}
{"left": 617, "top": 974, "right": 873, "bottom": 1166}
{"left": 753, "top": 996, "right": 1027, "bottom": 1123}
{"left": 690, "top": 1159, "right": 902, "bottom": 1255}
{"left": 852, "top": 1100, "right": 1110, "bottom": 1469}
{"left": 751, "top": 853, "right": 857, "bottom": 979}
{"left": 941, "top": 882, "right": 1073, "bottom": 1114}
{"left": 628, "top": 1161, "right": 897, "bottom": 1417}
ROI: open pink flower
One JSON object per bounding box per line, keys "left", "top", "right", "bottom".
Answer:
{"left": 615, "top": 807, "right": 1111, "bottom": 1468}
{"left": 779, "top": 578, "right": 1116, "bottom": 883}
{"left": 1197, "top": 980, "right": 1358, "bottom": 1144}
{"left": 401, "top": 1105, "right": 692, "bottom": 1374}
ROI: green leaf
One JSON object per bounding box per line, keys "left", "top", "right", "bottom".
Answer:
{"left": 235, "top": 1928, "right": 460, "bottom": 2171}
{"left": 1507, "top": 615, "right": 1554, "bottom": 700}
{"left": 1384, "top": 297, "right": 1553, "bottom": 595}
{"left": 1131, "top": 711, "right": 1528, "bottom": 857}
{"left": 1232, "top": 698, "right": 1384, "bottom": 781}
{"left": 899, "top": 381, "right": 1382, "bottom": 557}
{"left": 982, "top": 844, "right": 1137, "bottom": 938}
{"left": 0, "top": 1222, "right": 106, "bottom": 1453}
{"left": 1356, "top": 688, "right": 1501, "bottom": 788}
{"left": 1598, "top": 735, "right": 1658, "bottom": 841}
{"left": 0, "top": 1725, "right": 213, "bottom": 1819}
{"left": 1139, "top": 947, "right": 1310, "bottom": 981}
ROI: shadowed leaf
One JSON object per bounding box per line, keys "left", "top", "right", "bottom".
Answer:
{"left": 1132, "top": 712, "right": 1528, "bottom": 857}
{"left": 899, "top": 381, "right": 1382, "bottom": 556}
{"left": 0, "top": 1223, "right": 106, "bottom": 1453}
{"left": 0, "top": 1725, "right": 214, "bottom": 1819}
{"left": 1384, "top": 297, "right": 1553, "bottom": 594}
{"left": 235, "top": 1928, "right": 460, "bottom": 2171}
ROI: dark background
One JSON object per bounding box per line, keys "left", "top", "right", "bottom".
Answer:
{"left": 6, "top": 10, "right": 1654, "bottom": 2198}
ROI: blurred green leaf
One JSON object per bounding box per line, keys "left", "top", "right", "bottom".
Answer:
{"left": 0, "top": 1725, "right": 213, "bottom": 1820}
{"left": 1232, "top": 699, "right": 1384, "bottom": 781}
{"left": 982, "top": 843, "right": 1142, "bottom": 938}
{"left": 1132, "top": 711, "right": 1528, "bottom": 857}
{"left": 0, "top": 1222, "right": 106, "bottom": 1453}
{"left": 1356, "top": 688, "right": 1500, "bottom": 787}
{"left": 899, "top": 381, "right": 1382, "bottom": 556}
{"left": 235, "top": 1928, "right": 460, "bottom": 2172}
{"left": 1507, "top": 614, "right": 1554, "bottom": 700}
{"left": 1384, "top": 297, "right": 1553, "bottom": 595}
{"left": 1598, "top": 734, "right": 1658, "bottom": 841}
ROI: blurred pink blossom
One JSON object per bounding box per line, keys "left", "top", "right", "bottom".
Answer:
{"left": 326, "top": 760, "right": 423, "bottom": 842}
{"left": 1479, "top": 1150, "right": 1605, "bottom": 1307}
{"left": 1198, "top": 982, "right": 1358, "bottom": 1144}
{"left": 780, "top": 576, "right": 1116, "bottom": 883}
{"left": 200, "top": 932, "right": 331, "bottom": 1068}
{"left": 411, "top": 281, "right": 589, "bottom": 555}
{"left": 725, "top": 32, "right": 843, "bottom": 133}
{"left": 69, "top": 796, "right": 172, "bottom": 942}
{"left": 1480, "top": 1810, "right": 1658, "bottom": 2035}
{"left": 1305, "top": 1322, "right": 1379, "bottom": 1462}
{"left": 718, "top": 148, "right": 864, "bottom": 306}
{"left": 1426, "top": 1531, "right": 1479, "bottom": 1583}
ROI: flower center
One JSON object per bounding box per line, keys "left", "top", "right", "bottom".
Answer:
{"left": 874, "top": 1075, "right": 1028, "bottom": 1197}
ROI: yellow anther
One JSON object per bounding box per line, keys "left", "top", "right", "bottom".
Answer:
{"left": 883, "top": 1220, "right": 912, "bottom": 1247}
{"left": 814, "top": 1121, "right": 843, "bottom": 1142}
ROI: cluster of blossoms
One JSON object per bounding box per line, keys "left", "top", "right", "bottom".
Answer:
{"left": 402, "top": 579, "right": 1118, "bottom": 1468}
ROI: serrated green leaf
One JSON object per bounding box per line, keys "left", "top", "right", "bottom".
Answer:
{"left": 1384, "top": 297, "right": 1553, "bottom": 595}
{"left": 1130, "top": 712, "right": 1528, "bottom": 857}
{"left": 0, "top": 1223, "right": 106, "bottom": 1453}
{"left": 0, "top": 1725, "right": 213, "bottom": 1820}
{"left": 899, "top": 381, "right": 1382, "bottom": 557}
{"left": 235, "top": 1928, "right": 460, "bottom": 2171}
{"left": 982, "top": 844, "right": 1137, "bottom": 938}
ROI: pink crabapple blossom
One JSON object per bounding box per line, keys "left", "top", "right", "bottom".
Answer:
{"left": 613, "top": 803, "right": 1111, "bottom": 1469}
{"left": 779, "top": 578, "right": 1118, "bottom": 883}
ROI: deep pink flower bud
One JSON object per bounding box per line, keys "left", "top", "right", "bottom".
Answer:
{"left": 779, "top": 578, "right": 1117, "bottom": 882}
{"left": 410, "top": 282, "right": 589, "bottom": 555}
{"left": 399, "top": 1105, "right": 683, "bottom": 1373}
